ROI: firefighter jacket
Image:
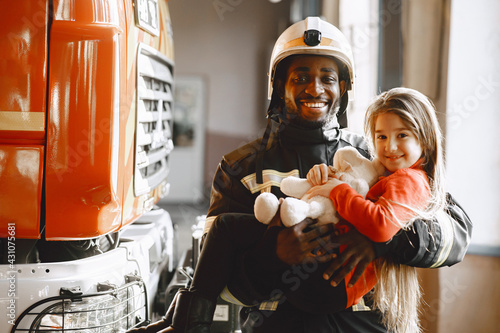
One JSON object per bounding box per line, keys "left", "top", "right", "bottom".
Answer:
{"left": 205, "top": 118, "right": 472, "bottom": 312}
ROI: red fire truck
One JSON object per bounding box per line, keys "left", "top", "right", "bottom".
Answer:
{"left": 0, "top": 0, "right": 176, "bottom": 331}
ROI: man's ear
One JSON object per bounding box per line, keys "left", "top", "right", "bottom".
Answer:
{"left": 275, "top": 78, "right": 285, "bottom": 97}
{"left": 339, "top": 80, "right": 347, "bottom": 96}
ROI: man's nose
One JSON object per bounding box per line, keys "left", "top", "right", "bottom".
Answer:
{"left": 305, "top": 78, "right": 324, "bottom": 97}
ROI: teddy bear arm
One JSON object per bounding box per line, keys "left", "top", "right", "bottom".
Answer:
{"left": 281, "top": 177, "right": 312, "bottom": 198}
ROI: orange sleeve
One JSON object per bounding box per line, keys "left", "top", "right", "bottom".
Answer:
{"left": 329, "top": 169, "right": 430, "bottom": 242}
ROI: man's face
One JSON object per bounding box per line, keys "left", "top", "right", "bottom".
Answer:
{"left": 283, "top": 55, "right": 346, "bottom": 129}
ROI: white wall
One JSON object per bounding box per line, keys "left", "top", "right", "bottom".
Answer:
{"left": 168, "top": 0, "right": 289, "bottom": 139}
{"left": 339, "top": 0, "right": 380, "bottom": 135}
{"left": 446, "top": 0, "right": 500, "bottom": 250}
{"left": 165, "top": 0, "right": 290, "bottom": 199}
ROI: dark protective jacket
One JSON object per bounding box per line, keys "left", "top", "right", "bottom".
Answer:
{"left": 205, "top": 118, "right": 472, "bottom": 332}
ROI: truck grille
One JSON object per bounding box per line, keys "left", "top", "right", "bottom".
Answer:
{"left": 134, "top": 43, "right": 174, "bottom": 197}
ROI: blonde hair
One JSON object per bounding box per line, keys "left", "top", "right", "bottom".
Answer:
{"left": 363, "top": 87, "right": 447, "bottom": 333}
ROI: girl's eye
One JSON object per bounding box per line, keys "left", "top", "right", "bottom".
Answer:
{"left": 377, "top": 135, "right": 386, "bottom": 140}
{"left": 398, "top": 133, "right": 409, "bottom": 139}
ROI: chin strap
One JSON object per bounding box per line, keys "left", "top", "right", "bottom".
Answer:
{"left": 337, "top": 94, "right": 349, "bottom": 128}
{"left": 256, "top": 117, "right": 274, "bottom": 184}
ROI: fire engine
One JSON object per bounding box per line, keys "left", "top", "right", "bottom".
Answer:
{"left": 0, "top": 0, "right": 176, "bottom": 331}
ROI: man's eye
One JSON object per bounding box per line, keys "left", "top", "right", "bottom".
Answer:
{"left": 323, "top": 76, "right": 337, "bottom": 83}
{"left": 295, "top": 76, "right": 308, "bottom": 83}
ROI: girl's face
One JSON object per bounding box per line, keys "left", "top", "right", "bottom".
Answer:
{"left": 374, "top": 112, "right": 423, "bottom": 173}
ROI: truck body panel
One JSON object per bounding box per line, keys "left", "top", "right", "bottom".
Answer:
{"left": 0, "top": 0, "right": 175, "bottom": 240}
{"left": 0, "top": 146, "right": 44, "bottom": 239}
{"left": 0, "top": 0, "right": 177, "bottom": 331}
{"left": 0, "top": 0, "right": 49, "bottom": 239}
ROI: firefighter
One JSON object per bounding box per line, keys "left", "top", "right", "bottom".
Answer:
{"left": 129, "top": 17, "right": 471, "bottom": 333}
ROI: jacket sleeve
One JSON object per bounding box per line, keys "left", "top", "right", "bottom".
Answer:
{"left": 330, "top": 169, "right": 430, "bottom": 243}
{"left": 373, "top": 193, "right": 472, "bottom": 267}
{"left": 204, "top": 157, "right": 256, "bottom": 234}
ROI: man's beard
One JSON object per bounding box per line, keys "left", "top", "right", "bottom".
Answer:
{"left": 284, "top": 100, "right": 341, "bottom": 130}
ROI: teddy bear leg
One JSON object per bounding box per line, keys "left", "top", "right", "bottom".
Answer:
{"left": 254, "top": 192, "right": 280, "bottom": 224}
{"left": 280, "top": 197, "right": 312, "bottom": 227}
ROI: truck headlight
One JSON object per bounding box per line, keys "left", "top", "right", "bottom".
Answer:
{"left": 33, "top": 294, "right": 122, "bottom": 332}
{"left": 24, "top": 282, "right": 145, "bottom": 332}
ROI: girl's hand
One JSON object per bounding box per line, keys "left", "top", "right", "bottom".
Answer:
{"left": 304, "top": 178, "right": 344, "bottom": 199}
{"left": 307, "top": 163, "right": 332, "bottom": 186}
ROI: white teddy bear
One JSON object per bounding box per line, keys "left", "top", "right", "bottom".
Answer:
{"left": 254, "top": 147, "right": 385, "bottom": 227}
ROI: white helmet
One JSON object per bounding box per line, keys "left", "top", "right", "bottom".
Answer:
{"left": 268, "top": 17, "right": 355, "bottom": 99}
{"left": 267, "top": 17, "right": 355, "bottom": 127}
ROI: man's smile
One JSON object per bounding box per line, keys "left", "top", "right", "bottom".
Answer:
{"left": 299, "top": 99, "right": 331, "bottom": 115}
{"left": 301, "top": 101, "right": 329, "bottom": 108}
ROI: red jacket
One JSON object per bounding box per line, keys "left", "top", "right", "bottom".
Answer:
{"left": 330, "top": 160, "right": 431, "bottom": 243}
{"left": 329, "top": 160, "right": 430, "bottom": 307}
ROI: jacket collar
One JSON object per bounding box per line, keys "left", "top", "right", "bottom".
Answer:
{"left": 274, "top": 119, "right": 341, "bottom": 146}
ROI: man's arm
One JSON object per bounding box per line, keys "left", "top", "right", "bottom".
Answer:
{"left": 377, "top": 193, "right": 472, "bottom": 267}
{"left": 204, "top": 157, "right": 256, "bottom": 234}
{"left": 326, "top": 193, "right": 472, "bottom": 286}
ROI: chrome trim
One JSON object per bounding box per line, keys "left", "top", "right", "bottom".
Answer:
{"left": 134, "top": 43, "right": 174, "bottom": 197}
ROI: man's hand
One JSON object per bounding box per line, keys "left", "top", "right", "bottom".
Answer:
{"left": 323, "top": 226, "right": 376, "bottom": 287}
{"left": 276, "top": 218, "right": 335, "bottom": 266}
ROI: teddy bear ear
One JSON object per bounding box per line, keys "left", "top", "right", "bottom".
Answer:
{"left": 339, "top": 159, "right": 353, "bottom": 172}
{"left": 334, "top": 146, "right": 360, "bottom": 170}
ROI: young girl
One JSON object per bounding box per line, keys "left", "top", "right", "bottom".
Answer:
{"left": 307, "top": 87, "right": 447, "bottom": 333}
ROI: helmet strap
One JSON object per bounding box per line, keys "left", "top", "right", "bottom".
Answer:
{"left": 337, "top": 94, "right": 349, "bottom": 128}
{"left": 256, "top": 117, "right": 274, "bottom": 184}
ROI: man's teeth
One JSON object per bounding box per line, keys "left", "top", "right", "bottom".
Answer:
{"left": 303, "top": 102, "right": 327, "bottom": 108}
